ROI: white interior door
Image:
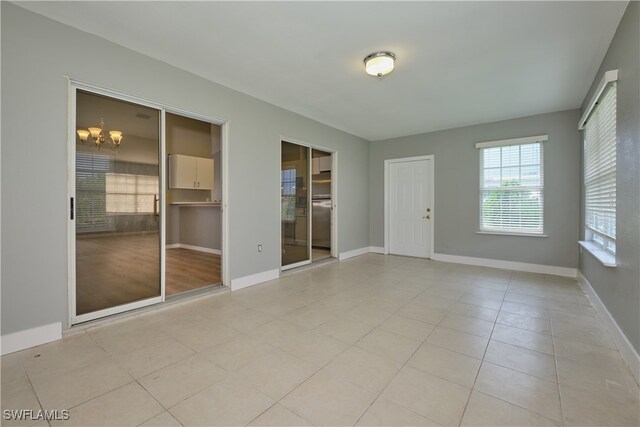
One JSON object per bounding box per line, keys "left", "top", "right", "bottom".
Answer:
{"left": 388, "top": 158, "right": 432, "bottom": 258}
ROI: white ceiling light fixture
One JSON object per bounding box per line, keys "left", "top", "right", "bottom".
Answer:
{"left": 364, "top": 51, "right": 396, "bottom": 77}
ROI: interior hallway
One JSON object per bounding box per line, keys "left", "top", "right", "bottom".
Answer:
{"left": 2, "top": 254, "right": 638, "bottom": 426}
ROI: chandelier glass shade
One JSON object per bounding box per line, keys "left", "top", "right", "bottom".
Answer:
{"left": 77, "top": 117, "right": 123, "bottom": 150}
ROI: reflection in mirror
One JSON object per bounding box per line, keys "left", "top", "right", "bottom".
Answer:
{"left": 75, "top": 90, "right": 161, "bottom": 315}
{"left": 281, "top": 141, "right": 309, "bottom": 266}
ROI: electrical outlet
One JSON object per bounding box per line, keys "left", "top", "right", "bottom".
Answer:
{"left": 257, "top": 244, "right": 263, "bottom": 253}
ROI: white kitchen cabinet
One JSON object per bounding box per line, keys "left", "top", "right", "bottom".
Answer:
{"left": 196, "top": 157, "right": 214, "bottom": 190}
{"left": 169, "top": 154, "right": 214, "bottom": 190}
{"left": 312, "top": 156, "right": 332, "bottom": 174}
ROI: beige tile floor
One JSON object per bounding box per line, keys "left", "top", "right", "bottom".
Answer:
{"left": 2, "top": 254, "right": 639, "bottom": 426}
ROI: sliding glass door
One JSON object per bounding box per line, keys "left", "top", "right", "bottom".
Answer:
{"left": 281, "top": 141, "right": 310, "bottom": 268}
{"left": 73, "top": 88, "right": 163, "bottom": 322}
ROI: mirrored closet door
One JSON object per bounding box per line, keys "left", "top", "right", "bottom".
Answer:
{"left": 72, "top": 88, "right": 163, "bottom": 322}
{"left": 281, "top": 141, "right": 310, "bottom": 268}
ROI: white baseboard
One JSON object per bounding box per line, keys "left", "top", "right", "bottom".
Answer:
{"left": 1, "top": 322, "right": 62, "bottom": 355}
{"left": 338, "top": 247, "right": 371, "bottom": 261}
{"left": 369, "top": 246, "right": 385, "bottom": 254}
{"left": 230, "top": 269, "right": 280, "bottom": 291}
{"left": 166, "top": 243, "right": 221, "bottom": 255}
{"left": 431, "top": 253, "right": 577, "bottom": 278}
{"left": 577, "top": 271, "right": 640, "bottom": 384}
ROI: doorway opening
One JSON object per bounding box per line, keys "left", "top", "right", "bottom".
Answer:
{"left": 165, "top": 113, "right": 223, "bottom": 296}
{"left": 281, "top": 140, "right": 336, "bottom": 270}
{"left": 311, "top": 149, "right": 332, "bottom": 262}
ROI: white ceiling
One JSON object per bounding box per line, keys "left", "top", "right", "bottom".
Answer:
{"left": 18, "top": 1, "right": 627, "bottom": 141}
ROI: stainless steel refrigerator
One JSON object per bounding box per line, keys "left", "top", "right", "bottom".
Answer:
{"left": 312, "top": 172, "right": 331, "bottom": 249}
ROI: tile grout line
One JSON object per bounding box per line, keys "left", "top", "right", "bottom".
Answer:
{"left": 456, "top": 269, "right": 512, "bottom": 427}
{"left": 459, "top": 273, "right": 570, "bottom": 426}
{"left": 549, "top": 302, "right": 566, "bottom": 427}
{"left": 275, "top": 271, "right": 446, "bottom": 426}
{"left": 87, "top": 327, "right": 228, "bottom": 424}
{"left": 7, "top": 257, "right": 624, "bottom": 426}
{"left": 27, "top": 331, "right": 140, "bottom": 417}
{"left": 352, "top": 272, "right": 467, "bottom": 427}
{"left": 245, "top": 310, "right": 368, "bottom": 426}
{"left": 22, "top": 361, "right": 52, "bottom": 427}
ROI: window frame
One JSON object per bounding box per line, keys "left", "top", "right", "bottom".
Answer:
{"left": 476, "top": 135, "right": 548, "bottom": 237}
{"left": 579, "top": 71, "right": 618, "bottom": 266}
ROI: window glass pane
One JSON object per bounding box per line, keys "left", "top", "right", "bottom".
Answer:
{"left": 483, "top": 168, "right": 501, "bottom": 188}
{"left": 481, "top": 189, "right": 543, "bottom": 233}
{"left": 501, "top": 145, "right": 520, "bottom": 167}
{"left": 105, "top": 173, "right": 158, "bottom": 213}
{"left": 520, "top": 143, "right": 540, "bottom": 166}
{"left": 501, "top": 167, "right": 520, "bottom": 186}
{"left": 521, "top": 166, "right": 541, "bottom": 186}
{"left": 483, "top": 147, "right": 501, "bottom": 168}
{"left": 479, "top": 141, "right": 543, "bottom": 234}
{"left": 584, "top": 82, "right": 616, "bottom": 252}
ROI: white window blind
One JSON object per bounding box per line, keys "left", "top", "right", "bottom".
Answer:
{"left": 584, "top": 82, "right": 617, "bottom": 253}
{"left": 106, "top": 173, "right": 159, "bottom": 214}
{"left": 76, "top": 152, "right": 112, "bottom": 233}
{"left": 479, "top": 142, "right": 544, "bottom": 234}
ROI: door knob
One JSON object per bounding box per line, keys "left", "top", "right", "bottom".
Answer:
{"left": 423, "top": 215, "right": 431, "bottom": 220}
{"left": 426, "top": 208, "right": 431, "bottom": 212}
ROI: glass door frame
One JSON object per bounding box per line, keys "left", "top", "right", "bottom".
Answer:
{"left": 280, "top": 140, "right": 311, "bottom": 271}
{"left": 163, "top": 106, "right": 230, "bottom": 294}
{"left": 280, "top": 138, "right": 338, "bottom": 271}
{"left": 67, "top": 80, "right": 166, "bottom": 325}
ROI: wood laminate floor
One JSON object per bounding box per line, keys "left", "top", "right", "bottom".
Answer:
{"left": 312, "top": 247, "right": 331, "bottom": 261}
{"left": 76, "top": 233, "right": 220, "bottom": 315}
{"left": 166, "top": 248, "right": 221, "bottom": 296}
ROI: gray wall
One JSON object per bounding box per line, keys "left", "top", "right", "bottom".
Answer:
{"left": 579, "top": 2, "right": 640, "bottom": 352}
{"left": 370, "top": 109, "right": 581, "bottom": 268}
{"left": 179, "top": 207, "right": 222, "bottom": 251}
{"left": 1, "top": 3, "right": 370, "bottom": 335}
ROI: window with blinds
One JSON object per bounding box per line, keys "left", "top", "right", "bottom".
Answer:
{"left": 105, "top": 173, "right": 159, "bottom": 214}
{"left": 584, "top": 82, "right": 617, "bottom": 254}
{"left": 76, "top": 152, "right": 113, "bottom": 233}
{"left": 479, "top": 142, "right": 544, "bottom": 234}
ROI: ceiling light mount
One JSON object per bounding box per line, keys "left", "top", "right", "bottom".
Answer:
{"left": 364, "top": 51, "right": 396, "bottom": 77}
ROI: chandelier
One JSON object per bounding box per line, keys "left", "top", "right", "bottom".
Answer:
{"left": 76, "top": 117, "right": 123, "bottom": 150}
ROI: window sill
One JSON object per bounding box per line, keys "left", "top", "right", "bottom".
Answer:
{"left": 579, "top": 241, "right": 617, "bottom": 267}
{"left": 106, "top": 213, "right": 156, "bottom": 216}
{"left": 476, "top": 231, "right": 548, "bottom": 238}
